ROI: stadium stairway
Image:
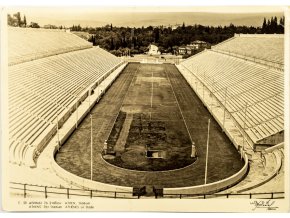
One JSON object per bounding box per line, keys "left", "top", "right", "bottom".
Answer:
{"left": 245, "top": 148, "right": 284, "bottom": 194}
{"left": 221, "top": 145, "right": 284, "bottom": 194}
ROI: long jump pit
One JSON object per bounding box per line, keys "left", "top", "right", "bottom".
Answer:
{"left": 55, "top": 63, "right": 244, "bottom": 188}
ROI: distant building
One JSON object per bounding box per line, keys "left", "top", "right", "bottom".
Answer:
{"left": 148, "top": 44, "right": 160, "bottom": 55}
{"left": 190, "top": 40, "right": 210, "bottom": 50}
{"left": 177, "top": 40, "right": 211, "bottom": 56}
{"left": 43, "top": 24, "right": 58, "bottom": 29}
{"left": 178, "top": 47, "right": 187, "bottom": 55}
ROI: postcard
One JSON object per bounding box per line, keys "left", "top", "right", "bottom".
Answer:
{"left": 1, "top": 5, "right": 289, "bottom": 212}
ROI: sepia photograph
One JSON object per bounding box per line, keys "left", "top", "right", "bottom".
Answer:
{"left": 1, "top": 1, "right": 289, "bottom": 213}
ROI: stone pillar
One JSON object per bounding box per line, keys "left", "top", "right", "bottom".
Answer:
{"left": 191, "top": 142, "right": 197, "bottom": 158}
{"left": 103, "top": 141, "right": 108, "bottom": 154}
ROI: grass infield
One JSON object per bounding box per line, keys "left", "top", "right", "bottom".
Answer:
{"left": 55, "top": 63, "right": 244, "bottom": 187}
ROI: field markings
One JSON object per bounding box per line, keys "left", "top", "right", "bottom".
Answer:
{"left": 114, "top": 113, "right": 134, "bottom": 153}
{"left": 151, "top": 69, "right": 154, "bottom": 108}
{"left": 150, "top": 66, "right": 154, "bottom": 121}
{"left": 165, "top": 68, "right": 193, "bottom": 143}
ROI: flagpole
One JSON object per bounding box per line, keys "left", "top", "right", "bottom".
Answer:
{"left": 89, "top": 88, "right": 91, "bottom": 108}
{"left": 90, "top": 114, "right": 93, "bottom": 180}
{"left": 204, "top": 119, "right": 210, "bottom": 185}
{"left": 242, "top": 103, "right": 248, "bottom": 156}
{"left": 211, "top": 80, "right": 215, "bottom": 110}
{"left": 223, "top": 87, "right": 228, "bottom": 131}
{"left": 75, "top": 98, "right": 78, "bottom": 129}
{"left": 203, "top": 71, "right": 205, "bottom": 100}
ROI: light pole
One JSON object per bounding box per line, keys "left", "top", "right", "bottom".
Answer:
{"left": 204, "top": 119, "right": 211, "bottom": 184}
{"left": 222, "top": 87, "right": 228, "bottom": 131}
{"left": 55, "top": 95, "right": 62, "bottom": 152}
{"left": 75, "top": 98, "right": 79, "bottom": 129}
{"left": 57, "top": 116, "right": 60, "bottom": 152}
{"left": 211, "top": 80, "right": 216, "bottom": 110}
{"left": 242, "top": 102, "right": 248, "bottom": 152}
{"left": 90, "top": 114, "right": 93, "bottom": 180}
{"left": 203, "top": 71, "right": 206, "bottom": 100}
{"left": 88, "top": 88, "right": 91, "bottom": 108}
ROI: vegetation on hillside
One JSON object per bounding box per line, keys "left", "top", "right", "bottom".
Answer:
{"left": 79, "top": 17, "right": 285, "bottom": 55}
{"left": 7, "top": 12, "right": 284, "bottom": 55}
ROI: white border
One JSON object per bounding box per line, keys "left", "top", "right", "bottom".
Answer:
{"left": 0, "top": 0, "right": 290, "bottom": 6}
{"left": 1, "top": 0, "right": 289, "bottom": 215}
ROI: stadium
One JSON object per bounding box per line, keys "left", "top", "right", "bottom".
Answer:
{"left": 6, "top": 26, "right": 284, "bottom": 200}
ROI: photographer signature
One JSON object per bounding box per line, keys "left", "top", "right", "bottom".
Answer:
{"left": 250, "top": 200, "right": 278, "bottom": 211}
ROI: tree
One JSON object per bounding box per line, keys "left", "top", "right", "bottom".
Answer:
{"left": 262, "top": 17, "right": 267, "bottom": 33}
{"left": 68, "top": 16, "right": 283, "bottom": 55}
{"left": 13, "top": 12, "right": 21, "bottom": 26}
{"left": 273, "top": 16, "right": 278, "bottom": 33}
{"left": 268, "top": 18, "right": 271, "bottom": 33}
{"left": 158, "top": 46, "right": 165, "bottom": 54}
{"left": 7, "top": 14, "right": 16, "bottom": 26}
{"left": 71, "top": 24, "right": 82, "bottom": 31}
{"left": 154, "top": 28, "right": 160, "bottom": 43}
{"left": 30, "top": 22, "right": 40, "bottom": 28}
{"left": 23, "top": 15, "right": 27, "bottom": 27}
{"left": 88, "top": 35, "right": 97, "bottom": 46}
{"left": 279, "top": 17, "right": 284, "bottom": 26}
{"left": 110, "top": 37, "right": 114, "bottom": 50}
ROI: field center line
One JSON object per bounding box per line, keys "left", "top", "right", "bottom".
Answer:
{"left": 165, "top": 67, "right": 193, "bottom": 143}
{"left": 151, "top": 68, "right": 154, "bottom": 108}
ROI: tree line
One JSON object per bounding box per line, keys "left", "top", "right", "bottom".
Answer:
{"left": 7, "top": 12, "right": 284, "bottom": 56}
{"left": 84, "top": 16, "right": 284, "bottom": 56}
{"left": 262, "top": 16, "right": 284, "bottom": 34}
{"left": 7, "top": 12, "right": 40, "bottom": 28}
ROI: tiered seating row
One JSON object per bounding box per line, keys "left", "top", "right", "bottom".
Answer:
{"left": 212, "top": 35, "right": 284, "bottom": 65}
{"left": 181, "top": 50, "right": 284, "bottom": 144}
{"left": 233, "top": 93, "right": 283, "bottom": 141}
{"left": 9, "top": 47, "right": 122, "bottom": 164}
{"left": 8, "top": 27, "right": 93, "bottom": 65}
{"left": 217, "top": 75, "right": 283, "bottom": 113}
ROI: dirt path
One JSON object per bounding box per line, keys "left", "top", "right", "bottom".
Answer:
{"left": 115, "top": 113, "right": 133, "bottom": 153}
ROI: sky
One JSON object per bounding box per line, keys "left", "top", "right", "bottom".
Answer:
{"left": 5, "top": 6, "right": 285, "bottom": 28}
{"left": 1, "top": 0, "right": 289, "bottom": 7}
{"left": 3, "top": 0, "right": 287, "bottom": 28}
{"left": 6, "top": 6, "right": 284, "bottom": 15}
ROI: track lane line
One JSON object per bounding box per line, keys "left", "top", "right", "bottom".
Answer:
{"left": 165, "top": 66, "right": 193, "bottom": 143}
